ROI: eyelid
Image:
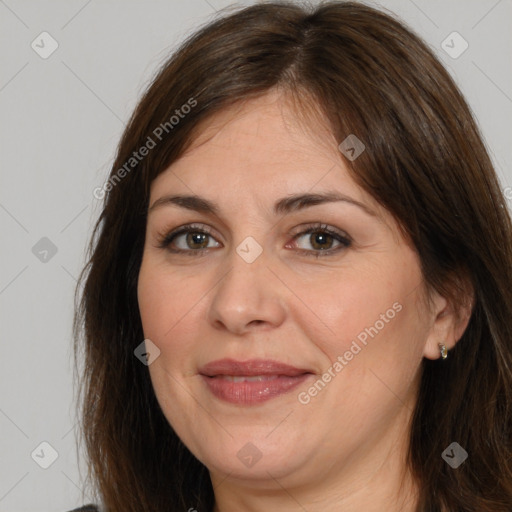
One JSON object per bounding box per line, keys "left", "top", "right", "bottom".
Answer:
{"left": 288, "top": 222, "right": 349, "bottom": 238}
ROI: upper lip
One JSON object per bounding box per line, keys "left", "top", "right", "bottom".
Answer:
{"left": 199, "top": 358, "right": 313, "bottom": 377}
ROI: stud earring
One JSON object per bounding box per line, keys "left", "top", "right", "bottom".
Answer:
{"left": 439, "top": 343, "right": 448, "bottom": 360}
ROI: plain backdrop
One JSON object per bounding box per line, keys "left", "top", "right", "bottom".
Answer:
{"left": 0, "top": 0, "right": 511, "bottom": 510}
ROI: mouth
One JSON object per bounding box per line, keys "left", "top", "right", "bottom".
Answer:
{"left": 199, "top": 358, "right": 315, "bottom": 405}
{"left": 213, "top": 374, "right": 282, "bottom": 382}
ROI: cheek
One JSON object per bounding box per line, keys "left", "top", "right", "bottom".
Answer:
{"left": 296, "top": 264, "right": 418, "bottom": 362}
{"left": 297, "top": 258, "right": 427, "bottom": 413}
{"left": 138, "top": 261, "right": 186, "bottom": 350}
{"left": 137, "top": 261, "right": 204, "bottom": 412}
{"left": 295, "top": 285, "right": 424, "bottom": 437}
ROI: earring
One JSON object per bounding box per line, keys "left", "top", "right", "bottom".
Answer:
{"left": 439, "top": 343, "right": 448, "bottom": 360}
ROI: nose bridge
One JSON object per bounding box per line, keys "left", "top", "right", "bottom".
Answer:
{"left": 208, "top": 233, "right": 286, "bottom": 333}
{"left": 219, "top": 233, "right": 268, "bottom": 302}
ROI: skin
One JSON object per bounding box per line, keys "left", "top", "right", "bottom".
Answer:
{"left": 137, "top": 89, "right": 471, "bottom": 512}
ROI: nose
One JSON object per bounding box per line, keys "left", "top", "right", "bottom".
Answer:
{"left": 207, "top": 243, "right": 287, "bottom": 336}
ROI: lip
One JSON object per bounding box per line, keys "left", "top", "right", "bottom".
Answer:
{"left": 199, "top": 358, "right": 312, "bottom": 377}
{"left": 199, "top": 358, "right": 314, "bottom": 405}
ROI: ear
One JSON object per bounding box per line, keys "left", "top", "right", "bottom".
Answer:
{"left": 423, "top": 282, "right": 474, "bottom": 360}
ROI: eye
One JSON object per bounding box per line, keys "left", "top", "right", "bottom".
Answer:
{"left": 157, "top": 223, "right": 220, "bottom": 255}
{"left": 156, "top": 222, "right": 351, "bottom": 257}
{"left": 288, "top": 223, "right": 351, "bottom": 258}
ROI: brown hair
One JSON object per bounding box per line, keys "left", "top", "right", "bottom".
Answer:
{"left": 74, "top": 1, "right": 512, "bottom": 510}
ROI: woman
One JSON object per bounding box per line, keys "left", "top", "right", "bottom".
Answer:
{"left": 72, "top": 1, "right": 512, "bottom": 511}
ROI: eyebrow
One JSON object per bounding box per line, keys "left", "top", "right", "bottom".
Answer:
{"left": 148, "top": 191, "right": 378, "bottom": 218}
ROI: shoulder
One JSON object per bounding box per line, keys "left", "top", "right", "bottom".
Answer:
{"left": 67, "top": 506, "right": 99, "bottom": 512}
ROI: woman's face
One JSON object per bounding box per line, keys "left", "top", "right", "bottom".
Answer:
{"left": 137, "top": 91, "right": 444, "bottom": 489}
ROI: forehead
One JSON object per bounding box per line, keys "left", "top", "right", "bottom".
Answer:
{"left": 147, "top": 91, "right": 398, "bottom": 239}
{"left": 152, "top": 91, "right": 362, "bottom": 197}
{"left": 187, "top": 88, "right": 342, "bottom": 157}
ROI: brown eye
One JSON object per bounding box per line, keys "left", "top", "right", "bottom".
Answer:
{"left": 182, "top": 231, "right": 210, "bottom": 250}
{"left": 306, "top": 231, "right": 336, "bottom": 250}
{"left": 157, "top": 224, "right": 220, "bottom": 254}
{"left": 158, "top": 222, "right": 351, "bottom": 258}
{"left": 290, "top": 224, "right": 351, "bottom": 257}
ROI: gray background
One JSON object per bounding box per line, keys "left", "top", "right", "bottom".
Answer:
{"left": 0, "top": 0, "right": 511, "bottom": 510}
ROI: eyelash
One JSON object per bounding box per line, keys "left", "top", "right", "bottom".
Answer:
{"left": 156, "top": 222, "right": 352, "bottom": 258}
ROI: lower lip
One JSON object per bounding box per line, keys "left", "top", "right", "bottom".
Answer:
{"left": 201, "top": 374, "right": 313, "bottom": 405}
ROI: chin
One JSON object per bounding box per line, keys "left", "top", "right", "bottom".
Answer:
{"left": 193, "top": 434, "right": 310, "bottom": 482}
